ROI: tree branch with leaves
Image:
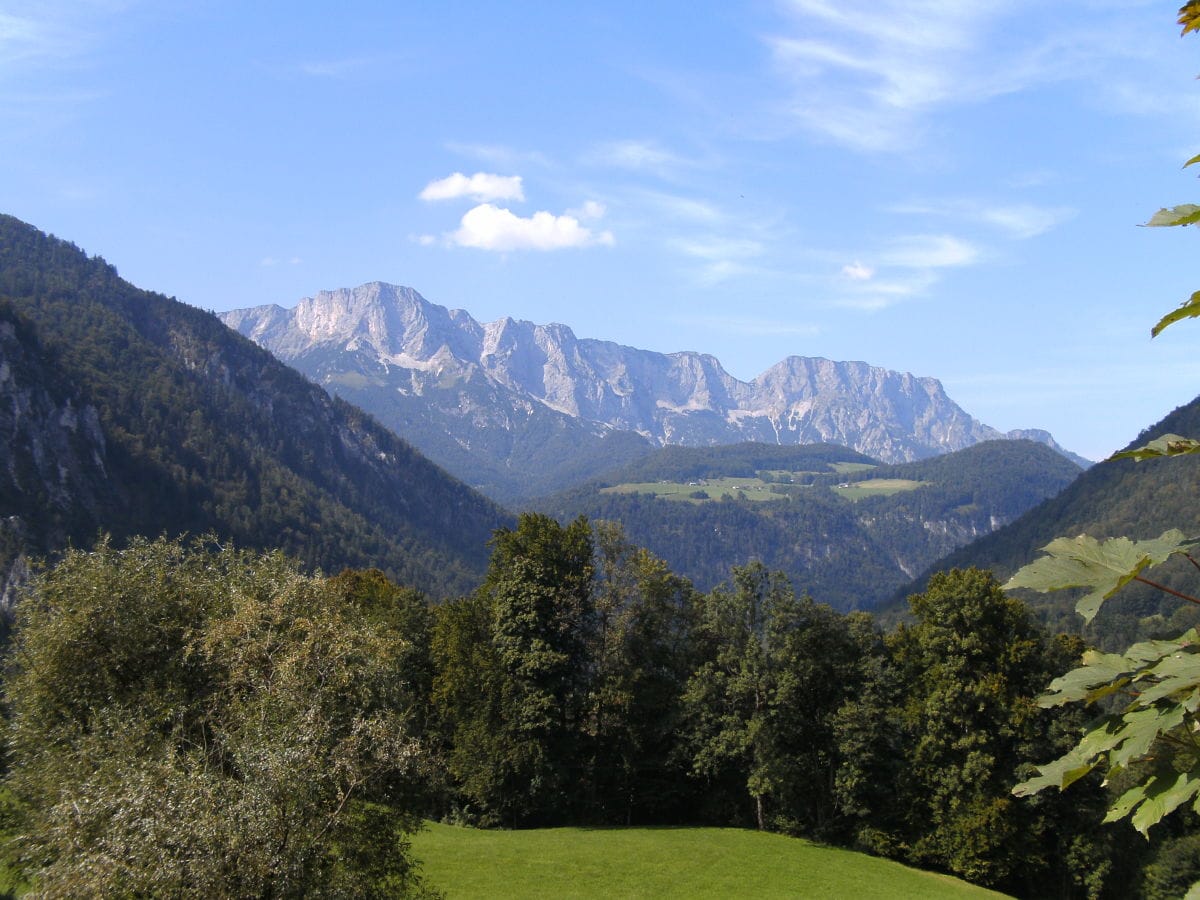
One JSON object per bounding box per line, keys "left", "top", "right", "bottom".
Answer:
{"left": 1008, "top": 2, "right": 1200, "bottom": 849}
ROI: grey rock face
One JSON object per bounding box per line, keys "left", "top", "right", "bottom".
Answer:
{"left": 221, "top": 282, "right": 1079, "bottom": 496}
{"left": 0, "top": 319, "right": 110, "bottom": 517}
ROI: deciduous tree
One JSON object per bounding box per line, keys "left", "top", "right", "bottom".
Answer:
{"left": 4, "top": 536, "right": 432, "bottom": 898}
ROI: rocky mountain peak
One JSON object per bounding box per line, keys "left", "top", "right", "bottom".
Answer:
{"left": 220, "top": 281, "right": 1086, "bottom": 499}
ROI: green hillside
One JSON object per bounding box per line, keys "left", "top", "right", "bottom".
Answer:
{"left": 535, "top": 440, "right": 1081, "bottom": 610}
{"left": 0, "top": 215, "right": 511, "bottom": 598}
{"left": 896, "top": 395, "right": 1200, "bottom": 646}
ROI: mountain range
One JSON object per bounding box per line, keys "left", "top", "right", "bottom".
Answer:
{"left": 222, "top": 282, "right": 1087, "bottom": 505}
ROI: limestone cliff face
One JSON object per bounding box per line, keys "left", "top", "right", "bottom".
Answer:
{"left": 0, "top": 317, "right": 111, "bottom": 524}
{"left": 222, "top": 282, "right": 1082, "bottom": 500}
{"left": 0, "top": 313, "right": 114, "bottom": 612}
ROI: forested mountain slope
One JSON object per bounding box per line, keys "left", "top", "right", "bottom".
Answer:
{"left": 0, "top": 215, "right": 511, "bottom": 600}
{"left": 896, "top": 395, "right": 1200, "bottom": 644}
{"left": 535, "top": 439, "right": 1080, "bottom": 610}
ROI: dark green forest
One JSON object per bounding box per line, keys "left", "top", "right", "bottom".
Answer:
{"left": 0, "top": 215, "right": 511, "bottom": 599}
{"left": 537, "top": 439, "right": 1081, "bottom": 609}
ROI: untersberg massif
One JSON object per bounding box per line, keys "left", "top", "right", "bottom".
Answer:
{"left": 222, "top": 281, "right": 1086, "bottom": 505}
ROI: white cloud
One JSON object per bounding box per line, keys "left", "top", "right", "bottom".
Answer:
{"left": 450, "top": 203, "right": 614, "bottom": 252}
{"left": 419, "top": 172, "right": 525, "bottom": 203}
{"left": 841, "top": 261, "right": 874, "bottom": 280}
{"left": 259, "top": 256, "right": 302, "bottom": 267}
{"left": 881, "top": 234, "right": 978, "bottom": 268}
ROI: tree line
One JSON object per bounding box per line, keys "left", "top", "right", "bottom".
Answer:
{"left": 5, "top": 521, "right": 1179, "bottom": 899}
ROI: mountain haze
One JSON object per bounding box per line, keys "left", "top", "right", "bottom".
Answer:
{"left": 222, "top": 282, "right": 1085, "bottom": 504}
{"left": 0, "top": 216, "right": 510, "bottom": 600}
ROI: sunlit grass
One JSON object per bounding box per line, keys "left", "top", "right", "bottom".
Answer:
{"left": 411, "top": 823, "right": 1011, "bottom": 899}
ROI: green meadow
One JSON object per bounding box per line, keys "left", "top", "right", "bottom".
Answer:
{"left": 411, "top": 823, "right": 1011, "bottom": 899}
{"left": 832, "top": 478, "right": 927, "bottom": 501}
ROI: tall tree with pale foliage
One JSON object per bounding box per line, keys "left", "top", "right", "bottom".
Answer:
{"left": 3, "top": 536, "right": 434, "bottom": 898}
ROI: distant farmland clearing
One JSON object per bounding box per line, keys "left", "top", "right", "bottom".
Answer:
{"left": 833, "top": 478, "right": 926, "bottom": 501}
{"left": 601, "top": 476, "right": 785, "bottom": 502}
{"left": 600, "top": 474, "right": 926, "bottom": 503}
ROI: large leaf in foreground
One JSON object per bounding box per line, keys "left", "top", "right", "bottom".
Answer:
{"left": 1003, "top": 531, "right": 1194, "bottom": 622}
{"left": 1146, "top": 204, "right": 1200, "bottom": 227}
{"left": 1152, "top": 292, "right": 1200, "bottom": 337}
{"left": 1182, "top": 1, "right": 1200, "bottom": 36}
{"left": 1015, "top": 629, "right": 1200, "bottom": 834}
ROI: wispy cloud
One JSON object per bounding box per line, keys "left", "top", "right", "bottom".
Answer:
{"left": 419, "top": 172, "right": 525, "bottom": 203}
{"left": 444, "top": 142, "right": 553, "bottom": 170}
{"left": 627, "top": 189, "right": 723, "bottom": 224}
{"left": 585, "top": 139, "right": 708, "bottom": 178}
{"left": 890, "top": 198, "right": 1075, "bottom": 239}
{"left": 0, "top": 9, "right": 85, "bottom": 68}
{"left": 829, "top": 232, "right": 978, "bottom": 310}
{"left": 834, "top": 271, "right": 938, "bottom": 311}
{"left": 880, "top": 234, "right": 978, "bottom": 268}
{"left": 670, "top": 235, "right": 765, "bottom": 284}
{"left": 766, "top": 0, "right": 1084, "bottom": 152}
{"left": 448, "top": 203, "right": 614, "bottom": 252}
{"left": 979, "top": 204, "right": 1075, "bottom": 239}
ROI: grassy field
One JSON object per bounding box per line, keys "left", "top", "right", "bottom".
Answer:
{"left": 411, "top": 823, "right": 1011, "bottom": 899}
{"left": 832, "top": 478, "right": 926, "bottom": 501}
{"left": 829, "top": 461, "right": 877, "bottom": 474}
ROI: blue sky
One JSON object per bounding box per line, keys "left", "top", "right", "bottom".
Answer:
{"left": 4, "top": 1, "right": 1200, "bottom": 461}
